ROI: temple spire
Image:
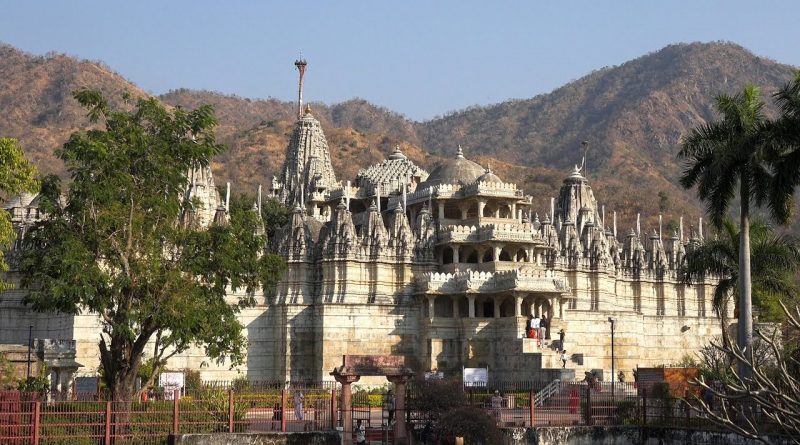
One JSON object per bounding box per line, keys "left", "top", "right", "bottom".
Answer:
{"left": 294, "top": 54, "right": 307, "bottom": 119}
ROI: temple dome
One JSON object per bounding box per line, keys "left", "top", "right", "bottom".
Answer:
{"left": 477, "top": 166, "right": 502, "bottom": 184}
{"left": 418, "top": 145, "right": 485, "bottom": 188}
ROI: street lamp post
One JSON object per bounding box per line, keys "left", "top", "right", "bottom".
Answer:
{"left": 608, "top": 317, "right": 615, "bottom": 403}
{"left": 27, "top": 325, "right": 33, "bottom": 379}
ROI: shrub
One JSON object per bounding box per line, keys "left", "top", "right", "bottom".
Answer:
{"left": 438, "top": 406, "right": 501, "bottom": 445}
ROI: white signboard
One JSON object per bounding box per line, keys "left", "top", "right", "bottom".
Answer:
{"left": 159, "top": 372, "right": 185, "bottom": 400}
{"left": 463, "top": 367, "right": 488, "bottom": 386}
{"left": 424, "top": 371, "right": 444, "bottom": 380}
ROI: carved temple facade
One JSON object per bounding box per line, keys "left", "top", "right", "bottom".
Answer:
{"left": 1, "top": 79, "right": 726, "bottom": 385}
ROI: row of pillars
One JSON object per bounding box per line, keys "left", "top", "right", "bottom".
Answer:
{"left": 425, "top": 294, "right": 554, "bottom": 319}
{"left": 437, "top": 200, "right": 525, "bottom": 222}
{"left": 440, "top": 244, "right": 536, "bottom": 264}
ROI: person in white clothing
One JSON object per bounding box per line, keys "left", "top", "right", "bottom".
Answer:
{"left": 531, "top": 316, "right": 541, "bottom": 346}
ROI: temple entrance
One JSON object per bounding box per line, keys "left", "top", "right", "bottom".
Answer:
{"left": 332, "top": 355, "right": 414, "bottom": 445}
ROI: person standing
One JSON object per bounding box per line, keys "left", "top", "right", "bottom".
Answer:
{"left": 294, "top": 390, "right": 305, "bottom": 421}
{"left": 561, "top": 350, "right": 568, "bottom": 368}
{"left": 558, "top": 329, "right": 565, "bottom": 350}
{"left": 490, "top": 390, "right": 503, "bottom": 419}
{"left": 531, "top": 315, "right": 541, "bottom": 346}
{"left": 539, "top": 317, "right": 547, "bottom": 342}
{"left": 356, "top": 419, "right": 366, "bottom": 445}
{"left": 526, "top": 314, "right": 534, "bottom": 338}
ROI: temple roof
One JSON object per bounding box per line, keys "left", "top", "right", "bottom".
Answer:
{"left": 354, "top": 146, "right": 429, "bottom": 193}
{"left": 417, "top": 145, "right": 485, "bottom": 188}
{"left": 477, "top": 166, "right": 503, "bottom": 184}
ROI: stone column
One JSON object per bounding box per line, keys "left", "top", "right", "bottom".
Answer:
{"left": 387, "top": 374, "right": 413, "bottom": 445}
{"left": 468, "top": 295, "right": 476, "bottom": 318}
{"left": 453, "top": 246, "right": 460, "bottom": 264}
{"left": 511, "top": 203, "right": 516, "bottom": 219}
{"left": 514, "top": 295, "right": 522, "bottom": 317}
{"left": 460, "top": 204, "right": 468, "bottom": 220}
{"left": 452, "top": 297, "right": 460, "bottom": 319}
{"left": 438, "top": 201, "right": 445, "bottom": 220}
{"left": 333, "top": 374, "right": 361, "bottom": 444}
{"left": 494, "top": 298, "right": 501, "bottom": 319}
{"left": 477, "top": 247, "right": 485, "bottom": 264}
{"left": 477, "top": 199, "right": 486, "bottom": 218}
{"left": 427, "top": 296, "right": 436, "bottom": 320}
{"left": 493, "top": 246, "right": 501, "bottom": 261}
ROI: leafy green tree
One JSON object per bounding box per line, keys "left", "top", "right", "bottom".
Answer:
{"left": 681, "top": 219, "right": 800, "bottom": 347}
{"left": 18, "top": 90, "right": 284, "bottom": 402}
{"left": 678, "top": 86, "right": 790, "bottom": 378}
{"left": 0, "top": 138, "right": 38, "bottom": 290}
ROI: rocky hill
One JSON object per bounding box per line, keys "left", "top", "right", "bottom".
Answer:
{"left": 1, "top": 41, "right": 797, "bottom": 233}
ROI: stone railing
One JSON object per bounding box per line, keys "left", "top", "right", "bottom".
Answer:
{"left": 460, "top": 180, "right": 524, "bottom": 198}
{"left": 416, "top": 269, "right": 569, "bottom": 294}
{"left": 437, "top": 223, "right": 543, "bottom": 244}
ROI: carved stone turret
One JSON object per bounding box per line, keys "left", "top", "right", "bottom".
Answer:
{"left": 323, "top": 199, "right": 357, "bottom": 256}
{"left": 275, "top": 107, "right": 338, "bottom": 208}
{"left": 360, "top": 202, "right": 388, "bottom": 257}
{"left": 387, "top": 203, "right": 414, "bottom": 258}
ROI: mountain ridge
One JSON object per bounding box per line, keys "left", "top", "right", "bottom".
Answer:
{"left": 1, "top": 41, "right": 798, "bottom": 233}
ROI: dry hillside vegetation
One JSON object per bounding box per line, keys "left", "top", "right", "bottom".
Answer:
{"left": 1, "top": 41, "right": 797, "bottom": 232}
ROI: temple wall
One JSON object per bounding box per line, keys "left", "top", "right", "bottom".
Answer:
{"left": 318, "top": 301, "right": 419, "bottom": 383}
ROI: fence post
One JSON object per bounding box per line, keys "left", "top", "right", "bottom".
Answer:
{"left": 586, "top": 385, "right": 593, "bottom": 426}
{"left": 529, "top": 390, "right": 535, "bottom": 426}
{"left": 330, "top": 389, "right": 337, "bottom": 430}
{"left": 228, "top": 389, "right": 235, "bottom": 433}
{"left": 642, "top": 389, "right": 647, "bottom": 425}
{"left": 172, "top": 389, "right": 180, "bottom": 436}
{"left": 281, "top": 389, "right": 288, "bottom": 432}
{"left": 32, "top": 401, "right": 41, "bottom": 445}
{"left": 104, "top": 401, "right": 112, "bottom": 445}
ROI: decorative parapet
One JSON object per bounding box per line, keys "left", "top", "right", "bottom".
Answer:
{"left": 415, "top": 269, "right": 569, "bottom": 294}
{"left": 460, "top": 181, "right": 524, "bottom": 198}
{"left": 405, "top": 184, "right": 461, "bottom": 205}
{"left": 437, "top": 223, "right": 543, "bottom": 244}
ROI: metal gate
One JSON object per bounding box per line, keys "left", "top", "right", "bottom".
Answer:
{"left": 350, "top": 390, "right": 394, "bottom": 444}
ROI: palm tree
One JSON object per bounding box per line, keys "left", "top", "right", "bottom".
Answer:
{"left": 681, "top": 219, "right": 800, "bottom": 348}
{"left": 678, "top": 85, "right": 791, "bottom": 379}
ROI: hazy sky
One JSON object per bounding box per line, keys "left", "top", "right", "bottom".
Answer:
{"left": 2, "top": 1, "right": 799, "bottom": 120}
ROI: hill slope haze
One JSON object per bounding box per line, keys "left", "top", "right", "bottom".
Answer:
{"left": 0, "top": 41, "right": 797, "bottom": 232}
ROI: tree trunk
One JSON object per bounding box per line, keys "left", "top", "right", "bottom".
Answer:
{"left": 738, "top": 182, "right": 753, "bottom": 381}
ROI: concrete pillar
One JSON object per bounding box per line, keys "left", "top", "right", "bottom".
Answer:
{"left": 333, "top": 374, "right": 361, "bottom": 444}
{"left": 514, "top": 295, "right": 522, "bottom": 317}
{"left": 468, "top": 295, "right": 476, "bottom": 318}
{"left": 387, "top": 375, "right": 412, "bottom": 445}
